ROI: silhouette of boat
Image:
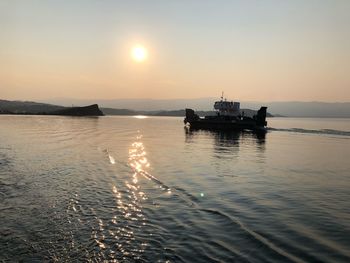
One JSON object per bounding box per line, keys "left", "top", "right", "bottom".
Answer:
{"left": 184, "top": 94, "right": 267, "bottom": 132}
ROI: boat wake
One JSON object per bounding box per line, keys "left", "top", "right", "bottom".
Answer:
{"left": 268, "top": 127, "right": 350, "bottom": 137}
{"left": 201, "top": 208, "right": 306, "bottom": 263}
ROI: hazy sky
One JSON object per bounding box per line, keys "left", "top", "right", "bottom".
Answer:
{"left": 1, "top": 0, "right": 349, "bottom": 102}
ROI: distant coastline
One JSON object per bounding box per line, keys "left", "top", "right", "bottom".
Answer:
{"left": 2, "top": 98, "right": 350, "bottom": 118}
{"left": 101, "top": 107, "right": 275, "bottom": 118}
{"left": 0, "top": 99, "right": 273, "bottom": 117}
{"left": 40, "top": 98, "right": 350, "bottom": 118}
{"left": 0, "top": 100, "right": 103, "bottom": 116}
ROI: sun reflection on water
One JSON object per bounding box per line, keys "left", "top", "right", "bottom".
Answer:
{"left": 64, "top": 132, "right": 172, "bottom": 261}
{"left": 133, "top": 115, "right": 148, "bottom": 119}
{"left": 105, "top": 132, "right": 154, "bottom": 258}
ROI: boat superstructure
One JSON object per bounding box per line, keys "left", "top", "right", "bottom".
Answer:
{"left": 184, "top": 94, "right": 267, "bottom": 132}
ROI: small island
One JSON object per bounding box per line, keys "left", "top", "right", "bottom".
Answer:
{"left": 49, "top": 104, "right": 104, "bottom": 116}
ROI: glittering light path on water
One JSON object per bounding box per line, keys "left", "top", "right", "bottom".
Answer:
{"left": 128, "top": 133, "right": 171, "bottom": 193}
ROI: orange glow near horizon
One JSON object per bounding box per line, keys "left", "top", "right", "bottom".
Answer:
{"left": 1, "top": 1, "right": 349, "bottom": 102}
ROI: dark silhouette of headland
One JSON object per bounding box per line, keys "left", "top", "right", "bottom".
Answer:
{"left": 50, "top": 104, "right": 104, "bottom": 116}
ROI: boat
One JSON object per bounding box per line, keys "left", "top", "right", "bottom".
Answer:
{"left": 184, "top": 94, "right": 267, "bottom": 132}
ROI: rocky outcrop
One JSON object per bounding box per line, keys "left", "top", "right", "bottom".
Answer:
{"left": 51, "top": 104, "right": 104, "bottom": 116}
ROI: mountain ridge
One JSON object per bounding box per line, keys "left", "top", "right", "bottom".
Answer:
{"left": 38, "top": 98, "right": 350, "bottom": 118}
{"left": 0, "top": 99, "right": 272, "bottom": 117}
{"left": 2, "top": 98, "right": 350, "bottom": 118}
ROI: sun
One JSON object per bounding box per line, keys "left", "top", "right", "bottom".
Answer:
{"left": 131, "top": 45, "right": 148, "bottom": 62}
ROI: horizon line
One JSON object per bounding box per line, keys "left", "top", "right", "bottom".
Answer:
{"left": 2, "top": 97, "right": 350, "bottom": 104}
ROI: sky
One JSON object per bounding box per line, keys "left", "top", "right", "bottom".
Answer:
{"left": 0, "top": 0, "right": 349, "bottom": 102}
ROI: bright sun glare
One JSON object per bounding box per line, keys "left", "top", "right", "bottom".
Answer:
{"left": 131, "top": 46, "right": 148, "bottom": 62}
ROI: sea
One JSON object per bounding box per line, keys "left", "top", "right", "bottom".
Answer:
{"left": 0, "top": 115, "right": 349, "bottom": 262}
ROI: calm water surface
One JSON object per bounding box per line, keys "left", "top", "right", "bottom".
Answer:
{"left": 0, "top": 116, "right": 349, "bottom": 262}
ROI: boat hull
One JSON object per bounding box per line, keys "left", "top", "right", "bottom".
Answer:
{"left": 187, "top": 119, "right": 266, "bottom": 132}
{"left": 184, "top": 107, "right": 268, "bottom": 132}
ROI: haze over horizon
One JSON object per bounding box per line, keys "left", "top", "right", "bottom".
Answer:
{"left": 1, "top": 1, "right": 349, "bottom": 102}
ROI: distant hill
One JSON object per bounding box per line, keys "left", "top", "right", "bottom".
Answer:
{"left": 0, "top": 99, "right": 64, "bottom": 114}
{"left": 3, "top": 98, "right": 350, "bottom": 117}
{"left": 101, "top": 108, "right": 138, "bottom": 116}
{"left": 242, "top": 101, "right": 350, "bottom": 118}
{"left": 101, "top": 108, "right": 273, "bottom": 117}
{"left": 0, "top": 100, "right": 103, "bottom": 116}
{"left": 0, "top": 99, "right": 272, "bottom": 117}
{"left": 41, "top": 98, "right": 215, "bottom": 111}
{"left": 41, "top": 98, "right": 350, "bottom": 118}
